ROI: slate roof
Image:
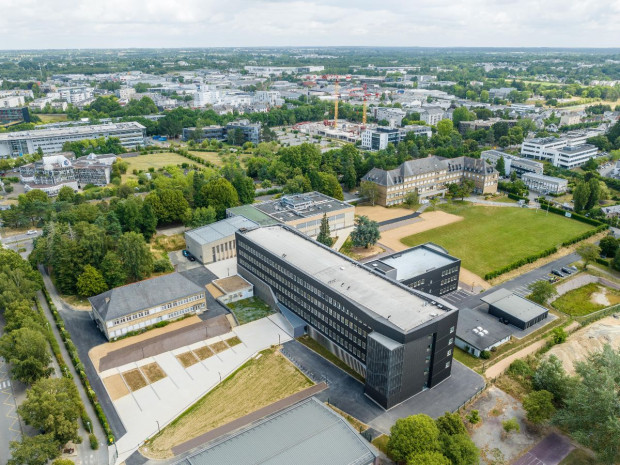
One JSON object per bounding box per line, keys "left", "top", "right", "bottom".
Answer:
{"left": 89, "top": 272, "right": 205, "bottom": 321}
{"left": 173, "top": 397, "right": 377, "bottom": 465}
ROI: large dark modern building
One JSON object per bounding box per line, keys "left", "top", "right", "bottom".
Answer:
{"left": 235, "top": 225, "right": 458, "bottom": 409}
{"left": 366, "top": 244, "right": 461, "bottom": 297}
{"left": 0, "top": 107, "right": 30, "bottom": 125}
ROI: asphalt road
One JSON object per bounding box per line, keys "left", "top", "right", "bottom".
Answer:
{"left": 0, "top": 351, "right": 20, "bottom": 464}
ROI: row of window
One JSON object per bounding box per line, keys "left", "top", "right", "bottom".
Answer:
{"left": 440, "top": 275, "right": 458, "bottom": 286}
{"left": 161, "top": 293, "right": 205, "bottom": 311}
{"left": 441, "top": 266, "right": 459, "bottom": 277}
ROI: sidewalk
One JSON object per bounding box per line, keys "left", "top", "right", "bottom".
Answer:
{"left": 37, "top": 290, "right": 110, "bottom": 465}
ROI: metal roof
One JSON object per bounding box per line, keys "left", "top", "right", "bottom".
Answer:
{"left": 456, "top": 307, "right": 512, "bottom": 351}
{"left": 226, "top": 206, "right": 279, "bottom": 226}
{"left": 89, "top": 272, "right": 205, "bottom": 321}
{"left": 185, "top": 216, "right": 258, "bottom": 245}
{"left": 481, "top": 289, "right": 548, "bottom": 322}
{"left": 174, "top": 397, "right": 377, "bottom": 465}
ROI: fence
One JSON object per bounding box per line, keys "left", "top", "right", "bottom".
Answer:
{"left": 454, "top": 384, "right": 486, "bottom": 413}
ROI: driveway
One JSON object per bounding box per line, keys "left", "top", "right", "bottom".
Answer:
{"left": 280, "top": 340, "right": 485, "bottom": 435}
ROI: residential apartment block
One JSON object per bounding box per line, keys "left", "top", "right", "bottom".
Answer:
{"left": 19, "top": 153, "right": 115, "bottom": 195}
{"left": 0, "top": 122, "right": 146, "bottom": 158}
{"left": 520, "top": 137, "right": 598, "bottom": 169}
{"left": 236, "top": 225, "right": 458, "bottom": 409}
{"left": 362, "top": 156, "right": 499, "bottom": 207}
{"left": 521, "top": 173, "right": 568, "bottom": 194}
{"left": 90, "top": 272, "right": 207, "bottom": 340}
{"left": 481, "top": 150, "right": 543, "bottom": 177}
{"left": 373, "top": 107, "right": 407, "bottom": 126}
{"left": 419, "top": 106, "right": 452, "bottom": 125}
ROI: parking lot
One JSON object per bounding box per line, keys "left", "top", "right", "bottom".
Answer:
{"left": 441, "top": 288, "right": 475, "bottom": 306}
{"left": 511, "top": 265, "right": 578, "bottom": 298}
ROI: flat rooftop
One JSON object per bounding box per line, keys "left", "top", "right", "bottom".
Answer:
{"left": 456, "top": 308, "right": 512, "bottom": 351}
{"left": 240, "top": 226, "right": 454, "bottom": 332}
{"left": 367, "top": 244, "right": 458, "bottom": 282}
{"left": 213, "top": 275, "right": 252, "bottom": 294}
{"left": 481, "top": 288, "right": 548, "bottom": 322}
{"left": 0, "top": 122, "right": 145, "bottom": 141}
{"left": 174, "top": 397, "right": 376, "bottom": 465}
{"left": 254, "top": 192, "right": 353, "bottom": 223}
{"left": 186, "top": 216, "right": 258, "bottom": 245}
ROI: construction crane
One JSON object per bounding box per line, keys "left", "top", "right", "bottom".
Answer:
{"left": 333, "top": 78, "right": 339, "bottom": 128}
{"left": 362, "top": 83, "right": 368, "bottom": 128}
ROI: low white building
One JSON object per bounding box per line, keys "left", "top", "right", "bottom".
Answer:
{"left": 521, "top": 137, "right": 598, "bottom": 169}
{"left": 253, "top": 91, "right": 283, "bottom": 106}
{"left": 521, "top": 173, "right": 568, "bottom": 194}
{"left": 0, "top": 96, "right": 25, "bottom": 108}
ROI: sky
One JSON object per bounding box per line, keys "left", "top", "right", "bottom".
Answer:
{"left": 0, "top": 0, "right": 619, "bottom": 49}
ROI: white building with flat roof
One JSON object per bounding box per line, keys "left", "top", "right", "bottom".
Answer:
{"left": 520, "top": 137, "right": 598, "bottom": 169}
{"left": 522, "top": 173, "right": 568, "bottom": 194}
{"left": 0, "top": 122, "right": 145, "bottom": 158}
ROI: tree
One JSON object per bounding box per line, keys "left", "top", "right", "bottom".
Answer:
{"left": 502, "top": 418, "right": 520, "bottom": 434}
{"left": 599, "top": 236, "right": 619, "bottom": 258}
{"left": 0, "top": 328, "right": 52, "bottom": 385}
{"left": 8, "top": 434, "right": 60, "bottom": 465}
{"left": 56, "top": 186, "right": 76, "bottom": 203}
{"left": 532, "top": 355, "right": 572, "bottom": 405}
{"left": 586, "top": 177, "right": 600, "bottom": 210}
{"left": 145, "top": 189, "right": 191, "bottom": 225}
{"left": 186, "top": 206, "right": 217, "bottom": 228}
{"left": 388, "top": 414, "right": 441, "bottom": 463}
{"left": 283, "top": 175, "right": 312, "bottom": 195}
{"left": 553, "top": 345, "right": 620, "bottom": 464}
{"left": 232, "top": 173, "right": 255, "bottom": 205}
{"left": 201, "top": 177, "right": 239, "bottom": 219}
{"left": 117, "top": 232, "right": 153, "bottom": 282}
{"left": 495, "top": 156, "right": 506, "bottom": 177}
{"left": 523, "top": 390, "right": 555, "bottom": 424}
{"left": 440, "top": 434, "right": 479, "bottom": 465}
{"left": 52, "top": 460, "right": 76, "bottom": 465}
{"left": 527, "top": 280, "right": 557, "bottom": 304}
{"left": 359, "top": 181, "right": 379, "bottom": 206}
{"left": 572, "top": 181, "right": 590, "bottom": 212}
{"left": 316, "top": 214, "right": 333, "bottom": 247}
{"left": 100, "top": 251, "right": 127, "bottom": 288}
{"left": 350, "top": 215, "right": 380, "bottom": 249}
{"left": 18, "top": 377, "right": 81, "bottom": 445}
{"left": 452, "top": 107, "right": 475, "bottom": 128}
{"left": 404, "top": 190, "right": 419, "bottom": 209}
{"left": 76, "top": 265, "right": 108, "bottom": 297}
{"left": 576, "top": 243, "right": 599, "bottom": 270}
{"left": 435, "top": 411, "right": 467, "bottom": 436}
{"left": 407, "top": 451, "right": 451, "bottom": 465}
{"left": 613, "top": 248, "right": 620, "bottom": 272}
{"left": 436, "top": 119, "right": 453, "bottom": 137}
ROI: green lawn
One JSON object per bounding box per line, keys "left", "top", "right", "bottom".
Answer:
{"left": 551, "top": 283, "right": 620, "bottom": 316}
{"left": 400, "top": 203, "right": 594, "bottom": 277}
{"left": 227, "top": 297, "right": 274, "bottom": 325}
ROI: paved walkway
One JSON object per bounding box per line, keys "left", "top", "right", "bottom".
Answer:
{"left": 465, "top": 196, "right": 524, "bottom": 208}
{"left": 37, "top": 290, "right": 110, "bottom": 465}
{"left": 484, "top": 322, "right": 580, "bottom": 380}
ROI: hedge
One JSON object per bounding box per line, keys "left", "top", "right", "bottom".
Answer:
{"left": 538, "top": 199, "right": 608, "bottom": 228}
{"left": 561, "top": 225, "right": 608, "bottom": 247}
{"left": 596, "top": 257, "right": 611, "bottom": 267}
{"left": 507, "top": 193, "right": 529, "bottom": 204}
{"left": 42, "top": 288, "right": 115, "bottom": 445}
{"left": 484, "top": 246, "right": 558, "bottom": 280}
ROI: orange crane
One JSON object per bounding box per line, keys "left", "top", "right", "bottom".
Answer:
{"left": 333, "top": 78, "right": 339, "bottom": 128}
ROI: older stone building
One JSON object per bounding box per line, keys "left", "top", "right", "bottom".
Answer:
{"left": 362, "top": 156, "right": 498, "bottom": 206}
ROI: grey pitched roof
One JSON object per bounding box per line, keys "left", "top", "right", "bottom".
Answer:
{"left": 89, "top": 272, "right": 205, "bottom": 321}
{"left": 174, "top": 397, "right": 377, "bottom": 465}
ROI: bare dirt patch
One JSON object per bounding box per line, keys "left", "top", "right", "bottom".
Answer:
{"left": 355, "top": 205, "right": 414, "bottom": 222}
{"left": 590, "top": 287, "right": 610, "bottom": 306}
{"left": 103, "top": 374, "right": 130, "bottom": 401}
{"left": 176, "top": 351, "right": 200, "bottom": 368}
{"left": 377, "top": 211, "right": 464, "bottom": 252}
{"left": 122, "top": 368, "right": 148, "bottom": 392}
{"left": 464, "top": 386, "right": 540, "bottom": 465}
{"left": 546, "top": 316, "right": 620, "bottom": 375}
{"left": 142, "top": 362, "right": 166, "bottom": 383}
{"left": 194, "top": 346, "right": 214, "bottom": 360}
{"left": 209, "top": 341, "right": 228, "bottom": 354}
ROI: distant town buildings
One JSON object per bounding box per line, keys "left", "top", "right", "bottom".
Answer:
{"left": 182, "top": 119, "right": 261, "bottom": 145}
{"left": 361, "top": 125, "right": 431, "bottom": 151}
{"left": 362, "top": 156, "right": 499, "bottom": 206}
{"left": 0, "top": 122, "right": 146, "bottom": 158}
{"left": 489, "top": 87, "right": 517, "bottom": 100}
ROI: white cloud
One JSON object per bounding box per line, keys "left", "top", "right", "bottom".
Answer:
{"left": 0, "top": 0, "right": 618, "bottom": 48}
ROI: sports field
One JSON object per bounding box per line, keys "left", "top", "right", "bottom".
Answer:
{"left": 400, "top": 203, "right": 594, "bottom": 278}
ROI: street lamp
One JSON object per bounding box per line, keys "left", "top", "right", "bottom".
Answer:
{"left": 156, "top": 420, "right": 160, "bottom": 433}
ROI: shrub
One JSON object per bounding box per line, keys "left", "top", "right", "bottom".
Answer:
{"left": 480, "top": 350, "right": 491, "bottom": 359}
{"left": 466, "top": 410, "right": 480, "bottom": 424}
{"left": 502, "top": 418, "right": 520, "bottom": 434}
{"left": 153, "top": 257, "right": 174, "bottom": 273}
{"left": 507, "top": 359, "right": 533, "bottom": 378}
{"left": 89, "top": 433, "right": 99, "bottom": 450}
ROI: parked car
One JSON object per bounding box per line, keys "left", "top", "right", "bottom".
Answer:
{"left": 569, "top": 265, "right": 578, "bottom": 272}
{"left": 561, "top": 267, "right": 573, "bottom": 275}
{"left": 182, "top": 249, "right": 190, "bottom": 257}
{"left": 26, "top": 230, "right": 37, "bottom": 235}
{"left": 188, "top": 255, "right": 196, "bottom": 262}
{"left": 551, "top": 269, "right": 564, "bottom": 277}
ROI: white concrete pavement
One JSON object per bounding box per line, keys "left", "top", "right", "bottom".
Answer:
{"left": 109, "top": 314, "right": 292, "bottom": 465}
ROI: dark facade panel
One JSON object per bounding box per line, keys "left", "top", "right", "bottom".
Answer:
{"left": 488, "top": 305, "right": 548, "bottom": 330}
{"left": 236, "top": 230, "right": 458, "bottom": 410}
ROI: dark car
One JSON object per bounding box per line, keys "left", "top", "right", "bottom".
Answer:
{"left": 182, "top": 249, "right": 190, "bottom": 257}
{"left": 551, "top": 269, "right": 564, "bottom": 277}
{"left": 561, "top": 267, "right": 573, "bottom": 275}
{"left": 188, "top": 255, "right": 196, "bottom": 262}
